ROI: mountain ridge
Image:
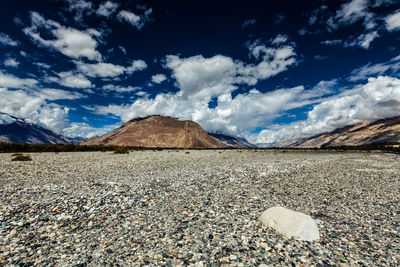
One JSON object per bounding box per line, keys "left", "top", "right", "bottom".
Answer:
{"left": 209, "top": 133, "right": 256, "bottom": 148}
{"left": 275, "top": 116, "right": 400, "bottom": 148}
{"left": 80, "top": 115, "right": 227, "bottom": 148}
{"left": 0, "top": 112, "right": 73, "bottom": 144}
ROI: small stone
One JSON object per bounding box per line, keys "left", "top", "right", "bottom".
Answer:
{"left": 259, "top": 242, "right": 269, "bottom": 250}
{"left": 272, "top": 256, "right": 279, "bottom": 262}
{"left": 8, "top": 229, "right": 17, "bottom": 237}
{"left": 220, "top": 257, "right": 229, "bottom": 263}
{"left": 259, "top": 172, "right": 267, "bottom": 177}
{"left": 229, "top": 254, "right": 237, "bottom": 261}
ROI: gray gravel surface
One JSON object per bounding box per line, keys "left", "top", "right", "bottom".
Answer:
{"left": 0, "top": 150, "right": 399, "bottom": 266}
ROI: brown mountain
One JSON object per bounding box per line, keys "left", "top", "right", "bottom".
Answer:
{"left": 276, "top": 116, "right": 400, "bottom": 148}
{"left": 80, "top": 115, "right": 226, "bottom": 148}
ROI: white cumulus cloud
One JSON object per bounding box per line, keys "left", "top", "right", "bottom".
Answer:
{"left": 90, "top": 48, "right": 303, "bottom": 138}
{"left": 151, "top": 74, "right": 167, "bottom": 84}
{"left": 93, "top": 84, "right": 321, "bottom": 138}
{"left": 76, "top": 61, "right": 124, "bottom": 78}
{"left": 3, "top": 58, "right": 20, "bottom": 68}
{"left": 344, "top": 31, "right": 379, "bottom": 49}
{"left": 117, "top": 7, "right": 152, "bottom": 30}
{"left": 333, "top": 0, "right": 373, "bottom": 29}
{"left": 62, "top": 122, "right": 116, "bottom": 138}
{"left": 321, "top": 39, "right": 343, "bottom": 46}
{"left": 74, "top": 60, "right": 147, "bottom": 78}
{"left": 102, "top": 84, "right": 141, "bottom": 93}
{"left": 117, "top": 10, "right": 141, "bottom": 29}
{"left": 0, "top": 72, "right": 95, "bottom": 138}
{"left": 0, "top": 32, "right": 18, "bottom": 46}
{"left": 46, "top": 71, "right": 92, "bottom": 88}
{"left": 349, "top": 55, "right": 400, "bottom": 81}
{"left": 315, "top": 0, "right": 397, "bottom": 49}
{"left": 271, "top": 34, "right": 288, "bottom": 45}
{"left": 0, "top": 87, "right": 70, "bottom": 131}
{"left": 245, "top": 43, "right": 296, "bottom": 81}
{"left": 35, "top": 88, "right": 86, "bottom": 100}
{"left": 23, "top": 12, "right": 102, "bottom": 61}
{"left": 385, "top": 10, "right": 400, "bottom": 31}
{"left": 96, "top": 1, "right": 119, "bottom": 17}
{"left": 63, "top": 0, "right": 94, "bottom": 22}
{"left": 0, "top": 72, "right": 37, "bottom": 88}
{"left": 255, "top": 76, "right": 400, "bottom": 144}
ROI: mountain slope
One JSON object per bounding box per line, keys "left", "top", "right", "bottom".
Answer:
{"left": 209, "top": 133, "right": 256, "bottom": 148}
{"left": 276, "top": 116, "right": 400, "bottom": 148}
{"left": 80, "top": 115, "right": 226, "bottom": 148}
{"left": 0, "top": 112, "right": 73, "bottom": 144}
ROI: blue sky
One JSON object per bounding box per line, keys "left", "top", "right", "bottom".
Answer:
{"left": 0, "top": 0, "right": 400, "bottom": 144}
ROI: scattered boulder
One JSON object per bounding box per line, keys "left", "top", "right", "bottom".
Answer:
{"left": 260, "top": 207, "right": 320, "bottom": 241}
{"left": 11, "top": 154, "right": 32, "bottom": 161}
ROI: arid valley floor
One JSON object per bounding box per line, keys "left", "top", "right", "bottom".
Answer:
{"left": 0, "top": 150, "right": 399, "bottom": 266}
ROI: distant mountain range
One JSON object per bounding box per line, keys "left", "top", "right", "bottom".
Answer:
{"left": 0, "top": 112, "right": 72, "bottom": 144}
{"left": 5, "top": 112, "right": 399, "bottom": 149}
{"left": 209, "top": 133, "right": 256, "bottom": 148}
{"left": 80, "top": 115, "right": 253, "bottom": 148}
{"left": 275, "top": 116, "right": 400, "bottom": 148}
{"left": 0, "top": 113, "right": 254, "bottom": 148}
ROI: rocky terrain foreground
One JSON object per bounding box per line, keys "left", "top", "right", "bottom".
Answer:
{"left": 0, "top": 150, "right": 399, "bottom": 266}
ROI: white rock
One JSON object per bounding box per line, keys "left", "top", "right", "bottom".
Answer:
{"left": 8, "top": 229, "right": 17, "bottom": 237}
{"left": 260, "top": 207, "right": 320, "bottom": 241}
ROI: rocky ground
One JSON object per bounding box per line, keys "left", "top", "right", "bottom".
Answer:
{"left": 0, "top": 150, "right": 399, "bottom": 266}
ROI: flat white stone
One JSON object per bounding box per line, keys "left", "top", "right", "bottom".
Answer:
{"left": 260, "top": 207, "right": 320, "bottom": 241}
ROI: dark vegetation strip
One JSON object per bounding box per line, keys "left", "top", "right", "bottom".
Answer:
{"left": 0, "top": 142, "right": 399, "bottom": 153}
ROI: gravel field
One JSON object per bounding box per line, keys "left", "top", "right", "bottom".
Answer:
{"left": 0, "top": 150, "right": 399, "bottom": 266}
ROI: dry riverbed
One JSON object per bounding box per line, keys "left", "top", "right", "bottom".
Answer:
{"left": 0, "top": 150, "right": 399, "bottom": 266}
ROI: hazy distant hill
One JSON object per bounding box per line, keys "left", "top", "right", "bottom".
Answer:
{"left": 0, "top": 112, "right": 73, "bottom": 144}
{"left": 275, "top": 116, "right": 400, "bottom": 148}
{"left": 80, "top": 115, "right": 226, "bottom": 148}
{"left": 209, "top": 133, "right": 256, "bottom": 148}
